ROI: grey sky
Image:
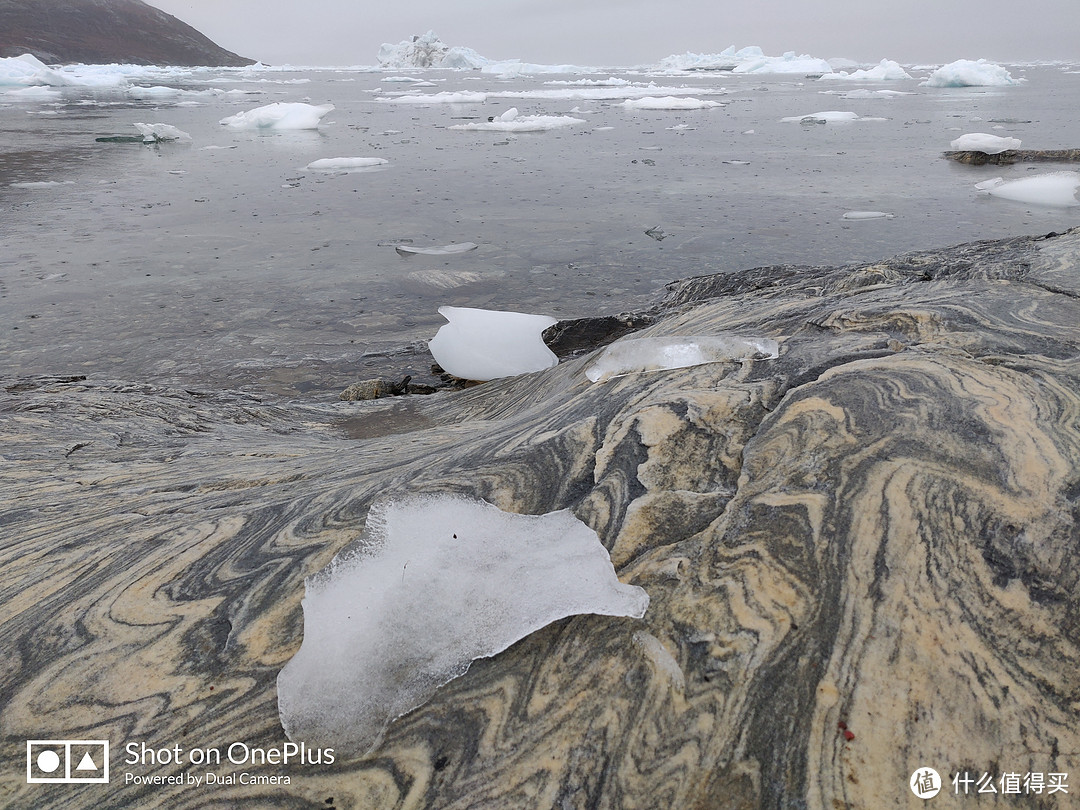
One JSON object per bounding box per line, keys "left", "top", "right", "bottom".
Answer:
{"left": 149, "top": 0, "right": 1080, "bottom": 67}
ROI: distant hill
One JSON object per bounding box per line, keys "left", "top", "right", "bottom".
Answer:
{"left": 0, "top": 0, "right": 256, "bottom": 66}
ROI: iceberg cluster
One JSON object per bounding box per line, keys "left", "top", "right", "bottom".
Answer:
{"left": 377, "top": 30, "right": 491, "bottom": 70}
{"left": 277, "top": 493, "right": 649, "bottom": 755}
{"left": 448, "top": 107, "right": 586, "bottom": 132}
{"left": 922, "top": 59, "right": 1022, "bottom": 87}
{"left": 978, "top": 173, "right": 1080, "bottom": 207}
{"left": 949, "top": 133, "right": 1021, "bottom": 153}
{"left": 660, "top": 45, "right": 831, "bottom": 75}
{"left": 820, "top": 59, "right": 912, "bottom": 81}
{"left": 585, "top": 335, "right": 780, "bottom": 382}
{"left": 428, "top": 306, "right": 558, "bottom": 381}
{"left": 219, "top": 102, "right": 334, "bottom": 130}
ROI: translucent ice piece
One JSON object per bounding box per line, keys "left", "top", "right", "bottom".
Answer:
{"left": 394, "top": 242, "right": 478, "bottom": 256}
{"left": 133, "top": 123, "right": 191, "bottom": 143}
{"left": 982, "top": 172, "right": 1080, "bottom": 207}
{"left": 586, "top": 335, "right": 779, "bottom": 382}
{"left": 428, "top": 305, "right": 558, "bottom": 381}
{"left": 277, "top": 494, "right": 649, "bottom": 756}
{"left": 949, "top": 133, "right": 1021, "bottom": 153}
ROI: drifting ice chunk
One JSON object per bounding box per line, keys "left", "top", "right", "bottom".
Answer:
{"left": 376, "top": 31, "right": 492, "bottom": 70}
{"left": 395, "top": 242, "right": 478, "bottom": 256}
{"left": 305, "top": 157, "right": 389, "bottom": 172}
{"left": 449, "top": 108, "right": 585, "bottom": 132}
{"left": 620, "top": 96, "right": 724, "bottom": 110}
{"left": 820, "top": 59, "right": 912, "bottom": 81}
{"left": 922, "top": 59, "right": 1021, "bottom": 87}
{"left": 586, "top": 335, "right": 779, "bottom": 382}
{"left": 133, "top": 123, "right": 191, "bottom": 143}
{"left": 843, "top": 211, "right": 896, "bottom": 220}
{"left": 979, "top": 172, "right": 1080, "bottom": 207}
{"left": 277, "top": 493, "right": 649, "bottom": 755}
{"left": 429, "top": 305, "right": 557, "bottom": 380}
{"left": 949, "top": 133, "right": 1021, "bottom": 153}
{"left": 377, "top": 91, "right": 488, "bottom": 104}
{"left": 3, "top": 85, "right": 61, "bottom": 100}
{"left": 781, "top": 110, "right": 860, "bottom": 123}
{"left": 219, "top": 102, "right": 334, "bottom": 130}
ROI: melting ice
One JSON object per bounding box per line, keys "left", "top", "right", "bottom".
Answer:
{"left": 277, "top": 493, "right": 649, "bottom": 756}
{"left": 922, "top": 59, "right": 1022, "bottom": 87}
{"left": 219, "top": 102, "right": 334, "bottom": 130}
{"left": 978, "top": 173, "right": 1080, "bottom": 207}
{"left": 428, "top": 306, "right": 558, "bottom": 381}
{"left": 949, "top": 133, "right": 1021, "bottom": 153}
{"left": 586, "top": 335, "right": 780, "bottom": 382}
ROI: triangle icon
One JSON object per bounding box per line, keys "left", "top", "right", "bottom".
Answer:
{"left": 76, "top": 751, "right": 98, "bottom": 771}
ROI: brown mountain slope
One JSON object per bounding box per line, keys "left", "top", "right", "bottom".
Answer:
{"left": 0, "top": 0, "right": 256, "bottom": 66}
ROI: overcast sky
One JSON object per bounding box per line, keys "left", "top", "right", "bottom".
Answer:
{"left": 149, "top": 0, "right": 1080, "bottom": 68}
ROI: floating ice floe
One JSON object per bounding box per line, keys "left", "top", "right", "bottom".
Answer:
{"left": 219, "top": 102, "right": 334, "bottom": 130}
{"left": 277, "top": 493, "right": 648, "bottom": 755}
{"left": 659, "top": 45, "right": 832, "bottom": 75}
{"left": 820, "top": 59, "right": 912, "bottom": 81}
{"left": 376, "top": 90, "right": 487, "bottom": 104}
{"left": 977, "top": 172, "right": 1080, "bottom": 207}
{"left": 949, "top": 132, "right": 1021, "bottom": 153}
{"left": 448, "top": 107, "right": 586, "bottom": 132}
{"left": 842, "top": 211, "right": 896, "bottom": 220}
{"left": 429, "top": 305, "right": 558, "bottom": 380}
{"left": 545, "top": 77, "right": 631, "bottom": 87}
{"left": 394, "top": 242, "right": 478, "bottom": 256}
{"left": 483, "top": 61, "right": 594, "bottom": 77}
{"left": 305, "top": 157, "right": 389, "bottom": 172}
{"left": 133, "top": 123, "right": 192, "bottom": 143}
{"left": 781, "top": 110, "right": 861, "bottom": 123}
{"left": 620, "top": 96, "right": 724, "bottom": 110}
{"left": 819, "top": 88, "right": 914, "bottom": 99}
{"left": 377, "top": 30, "right": 491, "bottom": 70}
{"left": 3, "top": 85, "right": 61, "bottom": 101}
{"left": 922, "top": 59, "right": 1022, "bottom": 87}
{"left": 586, "top": 335, "right": 779, "bottom": 382}
{"left": 9, "top": 180, "right": 75, "bottom": 189}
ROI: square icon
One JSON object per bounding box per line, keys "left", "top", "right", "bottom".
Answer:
{"left": 27, "top": 740, "right": 109, "bottom": 783}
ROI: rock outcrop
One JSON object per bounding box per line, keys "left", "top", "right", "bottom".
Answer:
{"left": 1, "top": 228, "right": 1078, "bottom": 808}
{"left": 0, "top": 0, "right": 255, "bottom": 66}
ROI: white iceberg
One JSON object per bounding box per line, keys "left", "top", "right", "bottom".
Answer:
{"left": 820, "top": 59, "right": 912, "bottom": 81}
{"left": 659, "top": 45, "right": 831, "bottom": 75}
{"left": 0, "top": 54, "right": 74, "bottom": 87}
{"left": 219, "top": 102, "right": 334, "bottom": 130}
{"left": 305, "top": 157, "right": 389, "bottom": 172}
{"left": 922, "top": 59, "right": 1022, "bottom": 87}
{"left": 781, "top": 110, "right": 861, "bottom": 123}
{"left": 448, "top": 107, "right": 586, "bottom": 132}
{"left": 133, "top": 123, "right": 192, "bottom": 143}
{"left": 428, "top": 305, "right": 558, "bottom": 380}
{"left": 620, "top": 96, "right": 724, "bottom": 110}
{"left": 978, "top": 172, "right": 1080, "bottom": 207}
{"left": 586, "top": 335, "right": 779, "bottom": 383}
{"left": 376, "top": 90, "right": 488, "bottom": 104}
{"left": 949, "top": 133, "right": 1021, "bottom": 153}
{"left": 277, "top": 493, "right": 648, "bottom": 755}
{"left": 394, "top": 242, "right": 478, "bottom": 256}
{"left": 377, "top": 30, "right": 491, "bottom": 70}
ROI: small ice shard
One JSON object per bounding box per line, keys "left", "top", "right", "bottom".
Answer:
{"left": 133, "top": 123, "right": 191, "bottom": 143}
{"left": 219, "top": 102, "right": 334, "bottom": 130}
{"left": 644, "top": 226, "right": 668, "bottom": 241}
{"left": 619, "top": 96, "right": 724, "bottom": 110}
{"left": 586, "top": 335, "right": 779, "bottom": 382}
{"left": 781, "top": 110, "right": 860, "bottom": 123}
{"left": 842, "top": 211, "right": 896, "bottom": 220}
{"left": 277, "top": 493, "right": 649, "bottom": 756}
{"left": 305, "top": 157, "right": 389, "bottom": 172}
{"left": 974, "top": 177, "right": 1005, "bottom": 191}
{"left": 394, "top": 241, "right": 478, "bottom": 256}
{"left": 428, "top": 305, "right": 558, "bottom": 381}
{"left": 980, "top": 172, "right": 1080, "bottom": 207}
{"left": 449, "top": 107, "right": 586, "bottom": 132}
{"left": 949, "top": 133, "right": 1021, "bottom": 153}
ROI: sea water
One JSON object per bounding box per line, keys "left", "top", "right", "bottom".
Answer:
{"left": 2, "top": 63, "right": 1078, "bottom": 395}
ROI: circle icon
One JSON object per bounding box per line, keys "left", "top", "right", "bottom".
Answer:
{"left": 910, "top": 767, "right": 942, "bottom": 799}
{"left": 37, "top": 750, "right": 61, "bottom": 773}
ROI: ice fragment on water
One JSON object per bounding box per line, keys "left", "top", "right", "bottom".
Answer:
{"left": 448, "top": 107, "right": 586, "bottom": 132}
{"left": 277, "top": 493, "right": 649, "bottom": 756}
{"left": 428, "top": 305, "right": 557, "bottom": 381}
{"left": 949, "top": 133, "right": 1021, "bottom": 153}
{"left": 842, "top": 211, "right": 896, "bottom": 220}
{"left": 219, "top": 102, "right": 334, "bottom": 130}
{"left": 781, "top": 110, "right": 860, "bottom": 123}
{"left": 619, "top": 96, "right": 724, "bottom": 110}
{"left": 586, "top": 335, "right": 779, "bottom": 382}
{"left": 979, "top": 172, "right": 1080, "bottom": 207}
{"left": 921, "top": 59, "right": 1022, "bottom": 88}
{"left": 394, "top": 242, "right": 478, "bottom": 256}
{"left": 305, "top": 157, "right": 389, "bottom": 172}
{"left": 133, "top": 123, "right": 191, "bottom": 143}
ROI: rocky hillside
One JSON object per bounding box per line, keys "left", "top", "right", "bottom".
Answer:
{"left": 0, "top": 0, "right": 255, "bottom": 66}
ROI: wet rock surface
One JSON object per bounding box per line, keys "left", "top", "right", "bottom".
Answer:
{"left": 2, "top": 228, "right": 1079, "bottom": 808}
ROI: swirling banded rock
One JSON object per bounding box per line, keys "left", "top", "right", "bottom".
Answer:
{"left": 1, "top": 228, "right": 1078, "bottom": 808}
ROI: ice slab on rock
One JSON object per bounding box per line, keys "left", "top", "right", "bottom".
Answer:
{"left": 980, "top": 172, "right": 1080, "bottom": 207}
{"left": 586, "top": 335, "right": 779, "bottom": 382}
{"left": 949, "top": 133, "right": 1021, "bottom": 153}
{"left": 219, "top": 102, "right": 333, "bottom": 130}
{"left": 277, "top": 493, "right": 648, "bottom": 756}
{"left": 429, "top": 305, "right": 558, "bottom": 380}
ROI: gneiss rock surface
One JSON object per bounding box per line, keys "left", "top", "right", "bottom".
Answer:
{"left": 0, "top": 0, "right": 255, "bottom": 65}
{"left": 1, "top": 229, "right": 1078, "bottom": 807}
